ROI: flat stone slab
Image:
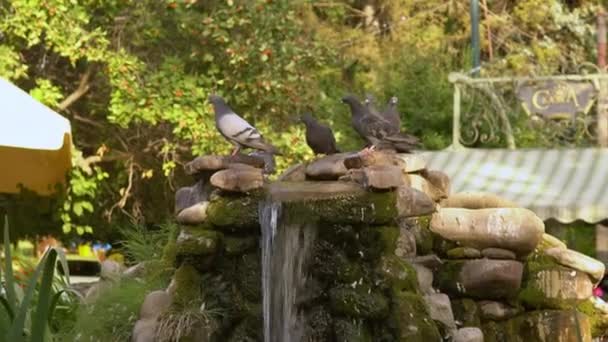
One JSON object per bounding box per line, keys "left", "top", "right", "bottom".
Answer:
{"left": 305, "top": 153, "right": 351, "bottom": 180}
{"left": 447, "top": 247, "right": 482, "bottom": 259}
{"left": 362, "top": 165, "right": 405, "bottom": 190}
{"left": 175, "top": 180, "right": 211, "bottom": 215}
{"left": 538, "top": 233, "right": 568, "bottom": 251}
{"left": 544, "top": 247, "right": 606, "bottom": 284}
{"left": 430, "top": 208, "right": 545, "bottom": 257}
{"left": 481, "top": 247, "right": 516, "bottom": 260}
{"left": 210, "top": 167, "right": 264, "bottom": 192}
{"left": 406, "top": 174, "right": 447, "bottom": 202}
{"left": 440, "top": 192, "right": 518, "bottom": 209}
{"left": 343, "top": 149, "right": 403, "bottom": 170}
{"left": 185, "top": 154, "right": 265, "bottom": 174}
{"left": 278, "top": 163, "right": 307, "bottom": 182}
{"left": 436, "top": 259, "right": 523, "bottom": 300}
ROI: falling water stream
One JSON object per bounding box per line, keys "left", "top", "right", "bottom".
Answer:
{"left": 259, "top": 198, "right": 317, "bottom": 342}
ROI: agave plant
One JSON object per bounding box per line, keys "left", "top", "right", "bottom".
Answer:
{"left": 0, "top": 216, "right": 71, "bottom": 342}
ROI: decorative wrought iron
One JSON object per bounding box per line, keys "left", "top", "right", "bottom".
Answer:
{"left": 449, "top": 69, "right": 608, "bottom": 149}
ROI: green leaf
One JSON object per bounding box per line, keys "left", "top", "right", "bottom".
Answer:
{"left": 2, "top": 217, "right": 17, "bottom": 316}
{"left": 6, "top": 249, "right": 48, "bottom": 341}
{"left": 30, "top": 248, "right": 59, "bottom": 342}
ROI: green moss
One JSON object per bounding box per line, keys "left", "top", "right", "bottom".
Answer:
{"left": 236, "top": 252, "right": 262, "bottom": 302}
{"left": 375, "top": 255, "right": 419, "bottom": 294}
{"left": 227, "top": 316, "right": 262, "bottom": 342}
{"left": 431, "top": 231, "right": 459, "bottom": 257}
{"left": 307, "top": 190, "right": 397, "bottom": 225}
{"left": 451, "top": 299, "right": 481, "bottom": 327}
{"left": 334, "top": 318, "right": 372, "bottom": 342}
{"left": 223, "top": 235, "right": 257, "bottom": 256}
{"left": 376, "top": 226, "right": 400, "bottom": 255}
{"left": 161, "top": 238, "right": 178, "bottom": 267}
{"left": 507, "top": 310, "right": 592, "bottom": 341}
{"left": 389, "top": 291, "right": 442, "bottom": 342}
{"left": 481, "top": 321, "right": 512, "bottom": 342}
{"left": 546, "top": 220, "right": 596, "bottom": 257}
{"left": 577, "top": 300, "right": 608, "bottom": 337}
{"left": 519, "top": 254, "right": 587, "bottom": 310}
{"left": 329, "top": 286, "right": 389, "bottom": 319}
{"left": 176, "top": 227, "right": 223, "bottom": 256}
{"left": 411, "top": 218, "right": 434, "bottom": 255}
{"left": 206, "top": 191, "right": 262, "bottom": 231}
{"left": 172, "top": 264, "right": 202, "bottom": 306}
{"left": 446, "top": 246, "right": 481, "bottom": 259}
{"left": 304, "top": 306, "right": 333, "bottom": 341}
{"left": 311, "top": 240, "right": 365, "bottom": 283}
{"left": 433, "top": 260, "right": 465, "bottom": 297}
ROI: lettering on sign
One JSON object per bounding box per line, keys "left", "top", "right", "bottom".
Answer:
{"left": 516, "top": 80, "right": 596, "bottom": 119}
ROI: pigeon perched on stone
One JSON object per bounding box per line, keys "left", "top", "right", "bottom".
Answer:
{"left": 209, "top": 95, "right": 281, "bottom": 156}
{"left": 341, "top": 94, "right": 419, "bottom": 153}
{"left": 382, "top": 96, "right": 401, "bottom": 132}
{"left": 299, "top": 112, "right": 340, "bottom": 155}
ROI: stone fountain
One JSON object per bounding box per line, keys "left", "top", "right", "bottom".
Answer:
{"left": 131, "top": 150, "right": 608, "bottom": 342}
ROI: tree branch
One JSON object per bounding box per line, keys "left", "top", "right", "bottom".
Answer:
{"left": 58, "top": 67, "right": 93, "bottom": 111}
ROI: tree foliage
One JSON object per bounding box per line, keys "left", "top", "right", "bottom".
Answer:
{"left": 0, "top": 0, "right": 602, "bottom": 236}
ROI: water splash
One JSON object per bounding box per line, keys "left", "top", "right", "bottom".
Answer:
{"left": 260, "top": 199, "right": 317, "bottom": 342}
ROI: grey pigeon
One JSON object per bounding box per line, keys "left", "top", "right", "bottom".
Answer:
{"left": 299, "top": 112, "right": 340, "bottom": 155}
{"left": 248, "top": 150, "right": 276, "bottom": 175}
{"left": 382, "top": 96, "right": 401, "bottom": 130}
{"left": 209, "top": 95, "right": 282, "bottom": 156}
{"left": 341, "top": 94, "right": 419, "bottom": 153}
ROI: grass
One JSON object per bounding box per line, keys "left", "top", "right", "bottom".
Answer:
{"left": 118, "top": 222, "right": 178, "bottom": 265}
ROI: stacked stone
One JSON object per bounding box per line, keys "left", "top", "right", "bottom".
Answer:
{"left": 423, "top": 190, "right": 607, "bottom": 342}
{"left": 133, "top": 154, "right": 269, "bottom": 342}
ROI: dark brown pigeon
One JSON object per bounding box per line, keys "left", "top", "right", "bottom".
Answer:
{"left": 209, "top": 95, "right": 282, "bottom": 156}
{"left": 341, "top": 94, "right": 419, "bottom": 153}
{"left": 299, "top": 112, "right": 340, "bottom": 155}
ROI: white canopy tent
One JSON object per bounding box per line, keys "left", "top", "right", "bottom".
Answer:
{"left": 0, "top": 78, "right": 72, "bottom": 196}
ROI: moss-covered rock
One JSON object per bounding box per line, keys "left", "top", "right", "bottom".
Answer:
{"left": 435, "top": 259, "right": 523, "bottom": 300}
{"left": 206, "top": 191, "right": 261, "bottom": 231}
{"left": 223, "top": 235, "right": 257, "bottom": 256}
{"left": 482, "top": 310, "right": 592, "bottom": 342}
{"left": 375, "top": 255, "right": 419, "bottom": 294}
{"left": 389, "top": 291, "right": 442, "bottom": 341}
{"left": 236, "top": 253, "right": 262, "bottom": 302}
{"left": 176, "top": 227, "right": 222, "bottom": 256}
{"left": 432, "top": 231, "right": 459, "bottom": 257}
{"left": 519, "top": 264, "right": 593, "bottom": 310}
{"left": 308, "top": 189, "right": 397, "bottom": 225}
{"left": 577, "top": 299, "right": 608, "bottom": 338}
{"left": 311, "top": 240, "right": 365, "bottom": 283}
{"left": 446, "top": 246, "right": 482, "bottom": 259}
{"left": 509, "top": 310, "right": 592, "bottom": 342}
{"left": 227, "top": 316, "right": 263, "bottom": 342}
{"left": 376, "top": 225, "right": 400, "bottom": 255}
{"left": 329, "top": 286, "right": 389, "bottom": 319}
{"left": 334, "top": 318, "right": 372, "bottom": 342}
{"left": 411, "top": 217, "right": 434, "bottom": 255}
{"left": 172, "top": 264, "right": 202, "bottom": 306}
{"left": 303, "top": 306, "right": 333, "bottom": 341}
{"left": 452, "top": 298, "right": 481, "bottom": 327}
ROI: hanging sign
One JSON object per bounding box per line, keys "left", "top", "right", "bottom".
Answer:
{"left": 516, "top": 80, "right": 596, "bottom": 120}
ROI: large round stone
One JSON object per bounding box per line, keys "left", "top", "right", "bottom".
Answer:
{"left": 430, "top": 208, "right": 544, "bottom": 257}
{"left": 435, "top": 259, "right": 523, "bottom": 300}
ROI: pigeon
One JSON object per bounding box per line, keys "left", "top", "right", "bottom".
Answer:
{"left": 341, "top": 94, "right": 419, "bottom": 153}
{"left": 209, "top": 95, "right": 282, "bottom": 156}
{"left": 382, "top": 96, "right": 401, "bottom": 130}
{"left": 299, "top": 112, "right": 340, "bottom": 155}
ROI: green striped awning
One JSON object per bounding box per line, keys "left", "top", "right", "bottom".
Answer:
{"left": 421, "top": 148, "right": 608, "bottom": 223}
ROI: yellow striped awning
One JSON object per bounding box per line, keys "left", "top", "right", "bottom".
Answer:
{"left": 421, "top": 148, "right": 608, "bottom": 223}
